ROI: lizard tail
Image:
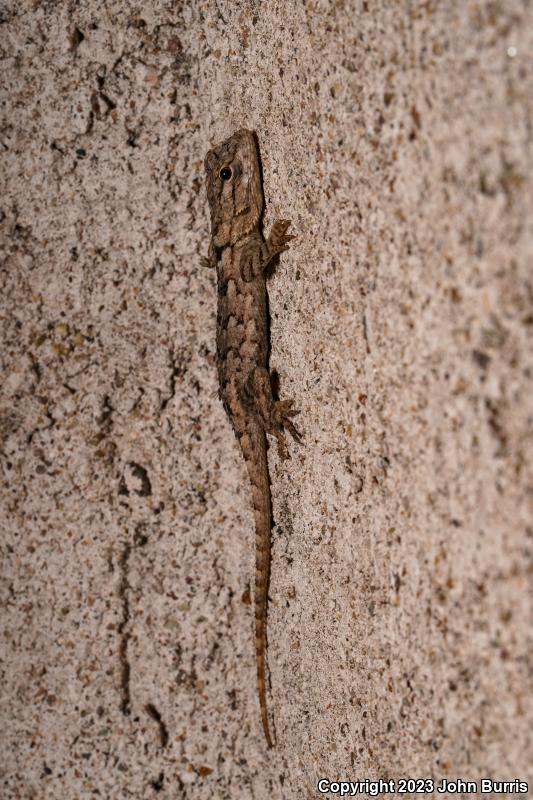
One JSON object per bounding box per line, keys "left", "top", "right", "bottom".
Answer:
{"left": 245, "top": 427, "right": 274, "bottom": 748}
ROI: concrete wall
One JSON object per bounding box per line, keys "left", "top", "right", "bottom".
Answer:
{"left": 1, "top": 1, "right": 531, "bottom": 797}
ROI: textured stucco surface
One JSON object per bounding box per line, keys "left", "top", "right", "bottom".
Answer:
{"left": 1, "top": 1, "right": 532, "bottom": 798}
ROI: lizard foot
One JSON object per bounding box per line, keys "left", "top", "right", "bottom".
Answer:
{"left": 271, "top": 399, "right": 302, "bottom": 459}
{"left": 265, "top": 219, "right": 295, "bottom": 261}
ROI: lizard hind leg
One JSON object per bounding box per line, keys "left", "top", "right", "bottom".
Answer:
{"left": 248, "top": 367, "right": 302, "bottom": 460}
{"left": 272, "top": 398, "right": 302, "bottom": 448}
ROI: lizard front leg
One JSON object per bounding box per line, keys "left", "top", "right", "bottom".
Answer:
{"left": 201, "top": 239, "right": 217, "bottom": 269}
{"left": 261, "top": 219, "right": 294, "bottom": 270}
{"left": 240, "top": 220, "right": 294, "bottom": 282}
{"left": 247, "top": 366, "right": 301, "bottom": 459}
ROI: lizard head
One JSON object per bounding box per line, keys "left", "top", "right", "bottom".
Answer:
{"left": 204, "top": 129, "right": 263, "bottom": 248}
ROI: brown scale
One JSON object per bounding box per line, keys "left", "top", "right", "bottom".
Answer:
{"left": 204, "top": 129, "right": 301, "bottom": 746}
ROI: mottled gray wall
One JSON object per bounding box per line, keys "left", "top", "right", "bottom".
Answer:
{"left": 1, "top": 1, "right": 532, "bottom": 798}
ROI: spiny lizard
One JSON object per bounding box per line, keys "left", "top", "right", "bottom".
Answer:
{"left": 204, "top": 129, "right": 300, "bottom": 746}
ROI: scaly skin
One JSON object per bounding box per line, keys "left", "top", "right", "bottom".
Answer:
{"left": 204, "top": 130, "right": 300, "bottom": 746}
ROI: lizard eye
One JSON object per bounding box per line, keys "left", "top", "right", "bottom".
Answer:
{"left": 219, "top": 167, "right": 232, "bottom": 181}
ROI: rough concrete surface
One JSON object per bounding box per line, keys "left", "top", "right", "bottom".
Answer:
{"left": 1, "top": 0, "right": 532, "bottom": 798}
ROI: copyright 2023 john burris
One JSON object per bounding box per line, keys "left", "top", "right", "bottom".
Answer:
{"left": 317, "top": 777, "right": 529, "bottom": 796}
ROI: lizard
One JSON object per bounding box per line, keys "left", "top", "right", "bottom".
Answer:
{"left": 203, "top": 129, "right": 301, "bottom": 747}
